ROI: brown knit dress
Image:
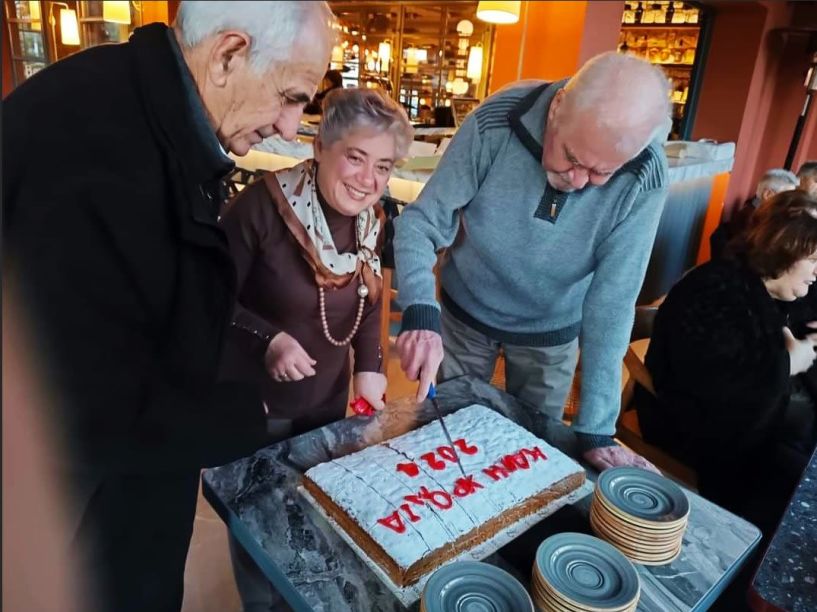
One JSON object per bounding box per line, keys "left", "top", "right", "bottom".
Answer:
{"left": 218, "top": 173, "right": 383, "bottom": 437}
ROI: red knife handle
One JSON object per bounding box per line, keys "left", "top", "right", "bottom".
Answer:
{"left": 350, "top": 395, "right": 386, "bottom": 416}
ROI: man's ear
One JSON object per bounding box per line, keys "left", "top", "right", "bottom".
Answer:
{"left": 548, "top": 89, "right": 566, "bottom": 123}
{"left": 313, "top": 136, "right": 323, "bottom": 162}
{"left": 208, "top": 31, "right": 251, "bottom": 88}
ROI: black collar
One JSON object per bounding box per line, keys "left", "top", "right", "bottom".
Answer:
{"left": 508, "top": 82, "right": 551, "bottom": 163}
{"left": 129, "top": 23, "right": 234, "bottom": 185}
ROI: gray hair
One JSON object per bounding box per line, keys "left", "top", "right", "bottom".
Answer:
{"left": 798, "top": 161, "right": 817, "bottom": 180}
{"left": 756, "top": 168, "right": 799, "bottom": 199}
{"left": 317, "top": 88, "right": 414, "bottom": 160}
{"left": 175, "top": 1, "right": 336, "bottom": 73}
{"left": 562, "top": 51, "right": 672, "bottom": 155}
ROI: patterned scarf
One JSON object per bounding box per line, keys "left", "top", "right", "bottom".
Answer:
{"left": 263, "top": 159, "right": 384, "bottom": 303}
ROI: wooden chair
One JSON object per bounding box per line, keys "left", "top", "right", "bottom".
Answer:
{"left": 618, "top": 339, "right": 698, "bottom": 488}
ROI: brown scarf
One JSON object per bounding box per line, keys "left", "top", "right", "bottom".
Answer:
{"left": 263, "top": 159, "right": 384, "bottom": 303}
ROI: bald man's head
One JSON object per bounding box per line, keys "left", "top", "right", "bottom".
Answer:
{"left": 542, "top": 52, "right": 671, "bottom": 192}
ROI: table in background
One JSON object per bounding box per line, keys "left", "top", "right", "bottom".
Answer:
{"left": 749, "top": 445, "right": 817, "bottom": 612}
{"left": 202, "top": 376, "right": 761, "bottom": 611}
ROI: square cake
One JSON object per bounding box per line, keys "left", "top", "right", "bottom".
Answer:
{"left": 302, "top": 404, "right": 586, "bottom": 586}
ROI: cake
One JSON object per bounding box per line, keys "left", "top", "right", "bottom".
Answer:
{"left": 302, "top": 404, "right": 586, "bottom": 586}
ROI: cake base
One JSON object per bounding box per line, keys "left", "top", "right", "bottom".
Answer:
{"left": 298, "top": 478, "right": 593, "bottom": 607}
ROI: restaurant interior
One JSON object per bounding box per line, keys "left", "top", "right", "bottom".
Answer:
{"left": 3, "top": 1, "right": 817, "bottom": 611}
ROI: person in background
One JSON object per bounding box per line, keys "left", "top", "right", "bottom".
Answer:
{"left": 219, "top": 87, "right": 413, "bottom": 611}
{"left": 636, "top": 190, "right": 817, "bottom": 536}
{"left": 1, "top": 2, "right": 335, "bottom": 611}
{"left": 393, "top": 51, "right": 672, "bottom": 474}
{"left": 710, "top": 168, "right": 799, "bottom": 259}
{"left": 304, "top": 68, "right": 344, "bottom": 114}
{"left": 418, "top": 103, "right": 434, "bottom": 124}
{"left": 798, "top": 160, "right": 817, "bottom": 197}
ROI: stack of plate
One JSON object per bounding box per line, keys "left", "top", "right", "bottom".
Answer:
{"left": 421, "top": 561, "right": 534, "bottom": 612}
{"left": 590, "top": 467, "right": 690, "bottom": 565}
{"left": 531, "top": 532, "right": 640, "bottom": 612}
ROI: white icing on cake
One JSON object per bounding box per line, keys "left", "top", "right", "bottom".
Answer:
{"left": 305, "top": 404, "right": 585, "bottom": 572}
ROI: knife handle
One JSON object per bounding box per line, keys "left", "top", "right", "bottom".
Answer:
{"left": 427, "top": 383, "right": 437, "bottom": 400}
{"left": 350, "top": 395, "right": 386, "bottom": 417}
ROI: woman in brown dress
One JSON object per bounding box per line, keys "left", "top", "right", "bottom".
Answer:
{"left": 219, "top": 88, "right": 413, "bottom": 611}
{"left": 221, "top": 87, "right": 413, "bottom": 435}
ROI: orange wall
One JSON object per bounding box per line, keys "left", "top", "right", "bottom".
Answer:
{"left": 578, "top": 1, "right": 626, "bottom": 65}
{"left": 142, "top": 0, "right": 170, "bottom": 25}
{"left": 691, "top": 1, "right": 810, "bottom": 217}
{"left": 488, "top": 1, "right": 624, "bottom": 94}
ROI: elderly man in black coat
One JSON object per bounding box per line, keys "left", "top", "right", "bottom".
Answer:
{"left": 2, "top": 2, "right": 335, "bottom": 611}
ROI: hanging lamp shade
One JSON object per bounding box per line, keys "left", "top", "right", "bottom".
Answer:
{"left": 467, "top": 44, "right": 483, "bottom": 81}
{"left": 59, "top": 8, "right": 80, "bottom": 45}
{"left": 103, "top": 1, "right": 131, "bottom": 25}
{"left": 456, "top": 19, "right": 474, "bottom": 36}
{"left": 378, "top": 41, "right": 391, "bottom": 73}
{"left": 476, "top": 1, "right": 521, "bottom": 25}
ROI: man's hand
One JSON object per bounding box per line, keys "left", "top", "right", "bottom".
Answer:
{"left": 395, "top": 330, "right": 444, "bottom": 401}
{"left": 583, "top": 445, "right": 661, "bottom": 474}
{"left": 353, "top": 372, "right": 387, "bottom": 411}
{"left": 264, "top": 332, "right": 317, "bottom": 382}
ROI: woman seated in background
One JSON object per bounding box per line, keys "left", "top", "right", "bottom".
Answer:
{"left": 219, "top": 87, "right": 413, "bottom": 610}
{"left": 635, "top": 189, "right": 817, "bottom": 535}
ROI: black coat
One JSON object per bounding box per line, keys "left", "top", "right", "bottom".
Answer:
{"left": 3, "top": 23, "right": 269, "bottom": 611}
{"left": 635, "top": 258, "right": 817, "bottom": 532}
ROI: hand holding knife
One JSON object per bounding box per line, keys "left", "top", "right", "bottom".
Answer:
{"left": 428, "top": 383, "right": 467, "bottom": 478}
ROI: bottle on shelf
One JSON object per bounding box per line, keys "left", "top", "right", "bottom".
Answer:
{"left": 634, "top": 1, "right": 644, "bottom": 24}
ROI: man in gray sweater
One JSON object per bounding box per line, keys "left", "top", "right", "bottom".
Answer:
{"left": 394, "top": 52, "right": 671, "bottom": 472}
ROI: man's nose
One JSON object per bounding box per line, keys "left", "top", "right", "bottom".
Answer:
{"left": 568, "top": 167, "right": 589, "bottom": 189}
{"left": 274, "top": 109, "right": 301, "bottom": 141}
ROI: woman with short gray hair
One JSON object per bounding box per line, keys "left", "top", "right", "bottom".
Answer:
{"left": 218, "top": 88, "right": 412, "bottom": 609}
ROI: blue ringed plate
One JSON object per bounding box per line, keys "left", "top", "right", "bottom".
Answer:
{"left": 535, "top": 532, "right": 640, "bottom": 609}
{"left": 597, "top": 467, "right": 690, "bottom": 523}
{"left": 422, "top": 561, "right": 533, "bottom": 612}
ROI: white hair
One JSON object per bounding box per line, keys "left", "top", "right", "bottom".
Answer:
{"left": 562, "top": 51, "right": 672, "bottom": 155}
{"left": 317, "top": 88, "right": 414, "bottom": 160}
{"left": 175, "top": 1, "right": 336, "bottom": 73}
{"left": 756, "top": 168, "right": 798, "bottom": 199}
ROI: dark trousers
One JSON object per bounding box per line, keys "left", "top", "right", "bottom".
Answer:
{"left": 70, "top": 470, "right": 200, "bottom": 612}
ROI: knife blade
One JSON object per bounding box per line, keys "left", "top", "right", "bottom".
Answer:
{"left": 427, "top": 383, "right": 467, "bottom": 478}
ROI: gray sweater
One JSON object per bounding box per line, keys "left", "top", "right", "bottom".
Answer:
{"left": 394, "top": 80, "right": 669, "bottom": 438}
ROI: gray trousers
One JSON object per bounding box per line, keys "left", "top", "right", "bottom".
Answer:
{"left": 439, "top": 306, "right": 579, "bottom": 420}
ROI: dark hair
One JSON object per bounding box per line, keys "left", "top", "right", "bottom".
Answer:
{"left": 325, "top": 69, "right": 344, "bottom": 89}
{"left": 732, "top": 190, "right": 817, "bottom": 278}
{"left": 798, "top": 160, "right": 817, "bottom": 180}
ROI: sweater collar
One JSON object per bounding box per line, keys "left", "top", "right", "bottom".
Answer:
{"left": 508, "top": 79, "right": 567, "bottom": 164}
{"left": 129, "top": 23, "right": 234, "bottom": 184}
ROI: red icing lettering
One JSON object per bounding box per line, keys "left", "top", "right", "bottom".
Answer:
{"left": 522, "top": 446, "right": 547, "bottom": 462}
{"left": 420, "top": 452, "right": 446, "bottom": 471}
{"left": 400, "top": 503, "right": 422, "bottom": 522}
{"left": 436, "top": 446, "right": 458, "bottom": 463}
{"left": 500, "top": 452, "right": 527, "bottom": 472}
{"left": 377, "top": 511, "right": 406, "bottom": 534}
{"left": 419, "top": 485, "right": 453, "bottom": 509}
{"left": 403, "top": 493, "right": 425, "bottom": 506}
{"left": 453, "top": 438, "right": 479, "bottom": 455}
{"left": 452, "top": 475, "right": 485, "bottom": 497}
{"left": 483, "top": 464, "right": 510, "bottom": 481}
{"left": 396, "top": 462, "right": 420, "bottom": 477}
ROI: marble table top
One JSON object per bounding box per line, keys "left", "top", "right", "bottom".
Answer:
{"left": 750, "top": 445, "right": 817, "bottom": 612}
{"left": 202, "top": 376, "right": 761, "bottom": 611}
